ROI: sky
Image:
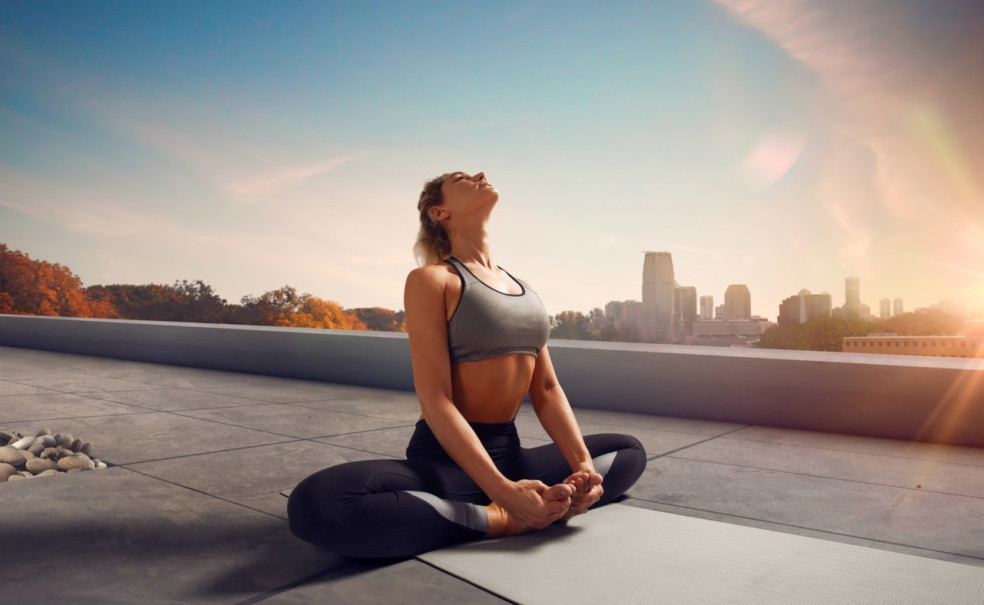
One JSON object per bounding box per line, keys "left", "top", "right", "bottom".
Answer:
{"left": 2, "top": 0, "right": 983, "bottom": 319}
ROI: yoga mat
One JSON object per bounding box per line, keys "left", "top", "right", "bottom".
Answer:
{"left": 419, "top": 504, "right": 984, "bottom": 604}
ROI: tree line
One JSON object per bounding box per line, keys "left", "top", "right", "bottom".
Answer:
{"left": 3, "top": 242, "right": 963, "bottom": 347}
{"left": 0, "top": 243, "right": 405, "bottom": 331}
{"left": 547, "top": 306, "right": 966, "bottom": 350}
{"left": 754, "top": 311, "right": 964, "bottom": 351}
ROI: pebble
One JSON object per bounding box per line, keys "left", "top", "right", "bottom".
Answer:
{"left": 10, "top": 435, "right": 34, "bottom": 449}
{"left": 57, "top": 456, "right": 92, "bottom": 471}
{"left": 0, "top": 462, "right": 16, "bottom": 482}
{"left": 0, "top": 428, "right": 106, "bottom": 482}
{"left": 26, "top": 458, "right": 56, "bottom": 473}
{"left": 28, "top": 440, "right": 45, "bottom": 456}
{"left": 0, "top": 446, "right": 26, "bottom": 467}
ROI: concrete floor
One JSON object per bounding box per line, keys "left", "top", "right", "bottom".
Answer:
{"left": 1, "top": 345, "right": 983, "bottom": 603}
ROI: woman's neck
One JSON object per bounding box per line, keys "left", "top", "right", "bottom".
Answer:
{"left": 448, "top": 227, "right": 493, "bottom": 269}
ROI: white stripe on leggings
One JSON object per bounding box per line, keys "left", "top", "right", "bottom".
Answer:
{"left": 402, "top": 490, "right": 489, "bottom": 533}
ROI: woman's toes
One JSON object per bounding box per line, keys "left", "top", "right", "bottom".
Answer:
{"left": 543, "top": 483, "right": 575, "bottom": 501}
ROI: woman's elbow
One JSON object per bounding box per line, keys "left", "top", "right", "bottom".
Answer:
{"left": 528, "top": 380, "right": 561, "bottom": 407}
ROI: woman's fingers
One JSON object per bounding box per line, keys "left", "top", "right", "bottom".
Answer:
{"left": 504, "top": 480, "right": 572, "bottom": 529}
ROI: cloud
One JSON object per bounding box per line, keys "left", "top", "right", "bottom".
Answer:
{"left": 223, "top": 155, "right": 358, "bottom": 200}
{"left": 0, "top": 166, "right": 158, "bottom": 237}
{"left": 713, "top": 0, "right": 983, "bottom": 207}
{"left": 714, "top": 0, "right": 984, "bottom": 299}
{"left": 90, "top": 101, "right": 362, "bottom": 207}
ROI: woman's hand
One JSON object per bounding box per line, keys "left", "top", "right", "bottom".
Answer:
{"left": 564, "top": 469, "right": 604, "bottom": 516}
{"left": 494, "top": 479, "right": 573, "bottom": 530}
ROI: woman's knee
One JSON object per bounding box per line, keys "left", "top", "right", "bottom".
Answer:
{"left": 585, "top": 433, "right": 647, "bottom": 463}
{"left": 287, "top": 459, "right": 433, "bottom": 554}
{"left": 288, "top": 469, "right": 337, "bottom": 545}
{"left": 582, "top": 433, "right": 647, "bottom": 503}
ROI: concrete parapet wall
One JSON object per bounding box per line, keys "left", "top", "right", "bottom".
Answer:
{"left": 3, "top": 314, "right": 983, "bottom": 447}
{"left": 0, "top": 315, "right": 413, "bottom": 390}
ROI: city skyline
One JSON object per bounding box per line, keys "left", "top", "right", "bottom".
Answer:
{"left": 2, "top": 2, "right": 982, "bottom": 319}
{"left": 616, "top": 252, "right": 936, "bottom": 329}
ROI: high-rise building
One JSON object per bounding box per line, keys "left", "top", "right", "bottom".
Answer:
{"left": 675, "top": 286, "right": 697, "bottom": 336}
{"left": 844, "top": 277, "right": 861, "bottom": 319}
{"left": 642, "top": 252, "right": 675, "bottom": 341}
{"left": 879, "top": 298, "right": 891, "bottom": 319}
{"left": 893, "top": 298, "right": 904, "bottom": 316}
{"left": 777, "top": 289, "right": 832, "bottom": 326}
{"left": 604, "top": 300, "right": 644, "bottom": 340}
{"left": 699, "top": 295, "right": 714, "bottom": 320}
{"left": 605, "top": 300, "right": 642, "bottom": 323}
{"left": 724, "top": 284, "right": 751, "bottom": 320}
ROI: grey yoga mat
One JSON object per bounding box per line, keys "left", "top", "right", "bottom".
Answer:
{"left": 419, "top": 504, "right": 984, "bottom": 605}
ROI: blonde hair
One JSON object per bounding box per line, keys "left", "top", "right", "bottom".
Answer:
{"left": 414, "top": 172, "right": 455, "bottom": 265}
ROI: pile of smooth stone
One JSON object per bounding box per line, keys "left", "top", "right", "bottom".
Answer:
{"left": 0, "top": 427, "right": 107, "bottom": 483}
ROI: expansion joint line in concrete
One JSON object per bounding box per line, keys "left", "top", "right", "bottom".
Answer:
{"left": 232, "top": 562, "right": 352, "bottom": 605}
{"left": 646, "top": 424, "right": 752, "bottom": 461}
{"left": 119, "top": 465, "right": 288, "bottom": 521}
{"left": 416, "top": 557, "right": 521, "bottom": 605}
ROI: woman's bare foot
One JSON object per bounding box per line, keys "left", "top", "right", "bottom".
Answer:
{"left": 485, "top": 502, "right": 528, "bottom": 537}
{"left": 485, "top": 484, "right": 574, "bottom": 537}
{"left": 542, "top": 483, "right": 575, "bottom": 502}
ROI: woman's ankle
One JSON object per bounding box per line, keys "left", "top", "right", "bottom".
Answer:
{"left": 484, "top": 502, "right": 526, "bottom": 537}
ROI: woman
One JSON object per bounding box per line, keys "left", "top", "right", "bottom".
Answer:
{"left": 287, "top": 171, "right": 646, "bottom": 558}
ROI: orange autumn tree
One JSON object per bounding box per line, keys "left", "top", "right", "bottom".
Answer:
{"left": 350, "top": 307, "right": 407, "bottom": 331}
{"left": 293, "top": 296, "right": 367, "bottom": 330}
{"left": 235, "top": 286, "right": 366, "bottom": 329}
{"left": 0, "top": 243, "right": 116, "bottom": 318}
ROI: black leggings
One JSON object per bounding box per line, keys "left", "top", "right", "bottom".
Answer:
{"left": 287, "top": 419, "right": 647, "bottom": 558}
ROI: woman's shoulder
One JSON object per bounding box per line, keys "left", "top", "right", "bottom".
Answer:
{"left": 405, "top": 261, "right": 462, "bottom": 317}
{"left": 405, "top": 261, "right": 457, "bottom": 292}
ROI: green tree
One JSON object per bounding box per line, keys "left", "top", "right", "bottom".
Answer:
{"left": 882, "top": 310, "right": 963, "bottom": 336}
{"left": 85, "top": 280, "right": 227, "bottom": 323}
{"left": 550, "top": 311, "right": 596, "bottom": 340}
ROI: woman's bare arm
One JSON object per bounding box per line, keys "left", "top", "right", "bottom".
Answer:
{"left": 405, "top": 266, "right": 568, "bottom": 528}
{"left": 529, "top": 346, "right": 604, "bottom": 512}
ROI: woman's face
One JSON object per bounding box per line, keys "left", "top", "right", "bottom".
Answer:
{"left": 436, "top": 172, "right": 498, "bottom": 221}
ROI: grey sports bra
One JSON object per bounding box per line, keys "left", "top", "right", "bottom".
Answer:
{"left": 445, "top": 257, "right": 550, "bottom": 364}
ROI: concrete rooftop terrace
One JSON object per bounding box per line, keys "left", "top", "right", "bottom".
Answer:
{"left": 1, "top": 344, "right": 983, "bottom": 604}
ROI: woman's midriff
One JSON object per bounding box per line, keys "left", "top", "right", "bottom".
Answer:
{"left": 450, "top": 354, "right": 536, "bottom": 423}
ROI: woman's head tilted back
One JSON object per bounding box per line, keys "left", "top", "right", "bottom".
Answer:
{"left": 414, "top": 172, "right": 455, "bottom": 265}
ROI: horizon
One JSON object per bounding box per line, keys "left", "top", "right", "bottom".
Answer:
{"left": 2, "top": 1, "right": 982, "bottom": 319}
